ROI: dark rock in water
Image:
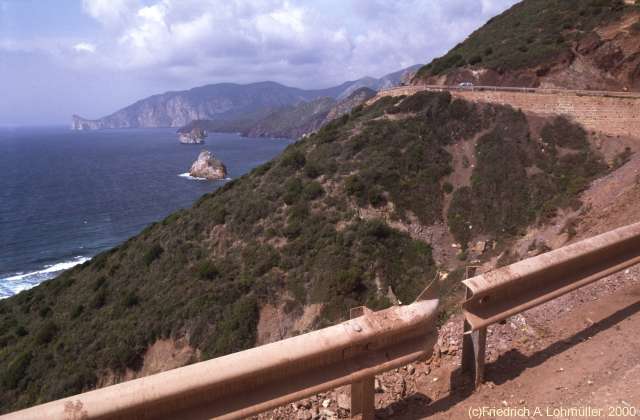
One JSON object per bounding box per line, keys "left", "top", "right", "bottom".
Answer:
{"left": 179, "top": 127, "right": 207, "bottom": 144}
{"left": 189, "top": 150, "right": 227, "bottom": 180}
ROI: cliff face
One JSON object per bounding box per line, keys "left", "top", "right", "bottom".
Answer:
{"left": 70, "top": 81, "right": 342, "bottom": 130}
{"left": 71, "top": 66, "right": 421, "bottom": 132}
{"left": 413, "top": 0, "right": 640, "bottom": 91}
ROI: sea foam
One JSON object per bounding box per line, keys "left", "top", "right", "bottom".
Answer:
{"left": 0, "top": 256, "right": 90, "bottom": 299}
{"left": 178, "top": 173, "right": 232, "bottom": 181}
{"left": 178, "top": 172, "right": 207, "bottom": 181}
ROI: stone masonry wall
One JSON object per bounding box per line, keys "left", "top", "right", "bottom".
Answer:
{"left": 373, "top": 86, "right": 640, "bottom": 138}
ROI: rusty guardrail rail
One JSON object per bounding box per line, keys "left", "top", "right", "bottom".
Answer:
{"left": 460, "top": 222, "right": 640, "bottom": 388}
{"left": 2, "top": 299, "right": 439, "bottom": 420}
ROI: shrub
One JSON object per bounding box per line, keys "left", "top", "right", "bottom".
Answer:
{"left": 304, "top": 162, "right": 322, "bottom": 178}
{"left": 208, "top": 296, "right": 259, "bottom": 356}
{"left": 280, "top": 149, "right": 306, "bottom": 170}
{"left": 143, "top": 244, "right": 164, "bottom": 266}
{"left": 469, "top": 55, "right": 483, "bottom": 65}
{"left": 197, "top": 261, "right": 220, "bottom": 280}
{"left": 345, "top": 175, "right": 365, "bottom": 199}
{"left": 283, "top": 178, "right": 303, "bottom": 205}
{"left": 283, "top": 221, "right": 302, "bottom": 239}
{"left": 443, "top": 182, "right": 454, "bottom": 194}
{"left": 540, "top": 116, "right": 588, "bottom": 149}
{"left": 210, "top": 205, "right": 227, "bottom": 225}
{"left": 35, "top": 321, "right": 59, "bottom": 345}
{"left": 123, "top": 292, "right": 140, "bottom": 307}
{"left": 92, "top": 289, "right": 107, "bottom": 309}
{"left": 70, "top": 304, "right": 84, "bottom": 319}
{"left": 93, "top": 276, "right": 107, "bottom": 291}
{"left": 2, "top": 352, "right": 31, "bottom": 389}
{"left": 367, "top": 188, "right": 387, "bottom": 207}
{"left": 302, "top": 181, "right": 324, "bottom": 200}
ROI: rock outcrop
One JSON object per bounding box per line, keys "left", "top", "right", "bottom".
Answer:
{"left": 189, "top": 150, "right": 227, "bottom": 180}
{"left": 179, "top": 127, "right": 207, "bottom": 144}
{"left": 71, "top": 115, "right": 104, "bottom": 130}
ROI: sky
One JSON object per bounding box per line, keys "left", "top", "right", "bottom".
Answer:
{"left": 0, "top": 0, "right": 519, "bottom": 125}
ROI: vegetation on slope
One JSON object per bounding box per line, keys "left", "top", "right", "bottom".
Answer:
{"left": 245, "top": 97, "right": 336, "bottom": 138}
{"left": 415, "top": 0, "right": 632, "bottom": 79}
{"left": 0, "top": 91, "right": 607, "bottom": 412}
{"left": 447, "top": 112, "right": 607, "bottom": 248}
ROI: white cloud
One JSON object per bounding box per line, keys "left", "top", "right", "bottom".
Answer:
{"left": 72, "top": 0, "right": 520, "bottom": 87}
{"left": 81, "top": 0, "right": 139, "bottom": 27}
{"left": 73, "top": 42, "right": 97, "bottom": 53}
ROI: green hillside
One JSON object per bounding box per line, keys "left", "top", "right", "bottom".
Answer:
{"left": 415, "top": 0, "right": 632, "bottom": 79}
{"left": 0, "top": 90, "right": 607, "bottom": 412}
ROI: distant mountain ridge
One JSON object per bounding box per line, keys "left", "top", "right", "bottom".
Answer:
{"left": 178, "top": 87, "right": 377, "bottom": 140}
{"left": 71, "top": 65, "right": 421, "bottom": 132}
{"left": 243, "top": 87, "right": 377, "bottom": 139}
{"left": 71, "top": 81, "right": 339, "bottom": 130}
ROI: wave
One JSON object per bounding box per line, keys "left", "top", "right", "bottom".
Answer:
{"left": 178, "top": 173, "right": 232, "bottom": 182}
{"left": 0, "top": 256, "right": 91, "bottom": 299}
{"left": 178, "top": 172, "right": 207, "bottom": 181}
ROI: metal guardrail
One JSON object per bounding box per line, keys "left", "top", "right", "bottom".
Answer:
{"left": 378, "top": 85, "right": 640, "bottom": 100}
{"left": 461, "top": 222, "right": 640, "bottom": 387}
{"left": 2, "top": 300, "right": 439, "bottom": 420}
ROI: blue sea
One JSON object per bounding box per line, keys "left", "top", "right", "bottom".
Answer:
{"left": 0, "top": 127, "right": 291, "bottom": 299}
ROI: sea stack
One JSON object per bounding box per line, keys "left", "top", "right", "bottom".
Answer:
{"left": 189, "top": 150, "right": 227, "bottom": 180}
{"left": 179, "top": 127, "right": 207, "bottom": 144}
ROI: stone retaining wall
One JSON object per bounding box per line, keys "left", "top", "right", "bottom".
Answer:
{"left": 373, "top": 86, "right": 640, "bottom": 138}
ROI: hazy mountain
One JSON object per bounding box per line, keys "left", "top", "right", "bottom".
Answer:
{"left": 71, "top": 66, "right": 420, "bottom": 131}
{"left": 183, "top": 87, "right": 377, "bottom": 140}
{"left": 337, "top": 64, "right": 422, "bottom": 99}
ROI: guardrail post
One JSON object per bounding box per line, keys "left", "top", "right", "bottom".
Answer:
{"left": 351, "top": 376, "right": 375, "bottom": 420}
{"left": 462, "top": 314, "right": 487, "bottom": 389}
{"left": 350, "top": 307, "right": 375, "bottom": 420}
{"left": 461, "top": 267, "right": 487, "bottom": 389}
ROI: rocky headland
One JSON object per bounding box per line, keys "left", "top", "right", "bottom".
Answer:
{"left": 189, "top": 150, "right": 227, "bottom": 180}
{"left": 179, "top": 127, "right": 207, "bottom": 144}
{"left": 69, "top": 67, "right": 420, "bottom": 132}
